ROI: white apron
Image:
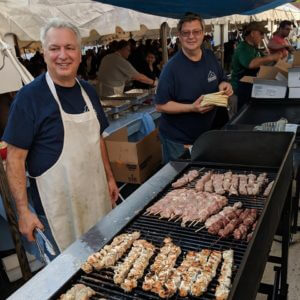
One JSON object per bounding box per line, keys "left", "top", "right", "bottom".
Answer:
{"left": 32, "top": 72, "right": 111, "bottom": 251}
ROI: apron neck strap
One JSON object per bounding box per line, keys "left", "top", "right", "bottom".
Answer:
{"left": 45, "top": 72, "right": 95, "bottom": 114}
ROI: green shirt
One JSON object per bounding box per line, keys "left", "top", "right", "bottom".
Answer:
{"left": 230, "top": 41, "right": 262, "bottom": 93}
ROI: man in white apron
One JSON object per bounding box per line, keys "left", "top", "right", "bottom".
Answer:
{"left": 3, "top": 19, "right": 119, "bottom": 256}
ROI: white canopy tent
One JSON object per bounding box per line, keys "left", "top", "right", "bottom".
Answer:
{"left": 0, "top": 0, "right": 178, "bottom": 43}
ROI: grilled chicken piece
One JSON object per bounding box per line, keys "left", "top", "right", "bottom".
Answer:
{"left": 59, "top": 284, "right": 96, "bottom": 300}
{"left": 229, "top": 174, "right": 239, "bottom": 196}
{"left": 263, "top": 180, "right": 274, "bottom": 197}
{"left": 195, "top": 171, "right": 212, "bottom": 191}
{"left": 172, "top": 170, "right": 199, "bottom": 188}
{"left": 82, "top": 232, "right": 140, "bottom": 273}
{"left": 215, "top": 250, "right": 234, "bottom": 300}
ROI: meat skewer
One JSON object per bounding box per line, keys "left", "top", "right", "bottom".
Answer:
{"left": 195, "top": 202, "right": 242, "bottom": 233}
{"left": 191, "top": 250, "right": 222, "bottom": 296}
{"left": 223, "top": 171, "right": 232, "bottom": 192}
{"left": 142, "top": 237, "right": 181, "bottom": 295}
{"left": 229, "top": 174, "right": 239, "bottom": 196}
{"left": 263, "top": 180, "right": 274, "bottom": 197}
{"left": 113, "top": 240, "right": 144, "bottom": 284}
{"left": 195, "top": 171, "right": 212, "bottom": 191}
{"left": 177, "top": 250, "right": 211, "bottom": 297}
{"left": 120, "top": 240, "right": 155, "bottom": 292}
{"left": 238, "top": 174, "right": 248, "bottom": 195}
{"left": 215, "top": 249, "right": 234, "bottom": 300}
{"left": 212, "top": 174, "right": 225, "bottom": 195}
{"left": 59, "top": 284, "right": 96, "bottom": 300}
{"left": 81, "top": 231, "right": 140, "bottom": 273}
{"left": 246, "top": 174, "right": 257, "bottom": 195}
{"left": 172, "top": 170, "right": 200, "bottom": 188}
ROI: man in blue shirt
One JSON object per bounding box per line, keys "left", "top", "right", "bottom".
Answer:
{"left": 3, "top": 19, "right": 119, "bottom": 256}
{"left": 155, "top": 13, "right": 233, "bottom": 163}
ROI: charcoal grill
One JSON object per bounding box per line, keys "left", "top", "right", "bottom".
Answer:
{"left": 8, "top": 131, "right": 294, "bottom": 300}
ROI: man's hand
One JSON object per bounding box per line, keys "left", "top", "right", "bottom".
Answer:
{"left": 219, "top": 82, "right": 233, "bottom": 97}
{"left": 18, "top": 208, "right": 44, "bottom": 242}
{"left": 108, "top": 177, "right": 119, "bottom": 208}
{"left": 192, "top": 96, "right": 215, "bottom": 114}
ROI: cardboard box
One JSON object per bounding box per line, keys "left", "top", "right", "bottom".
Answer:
{"left": 288, "top": 87, "right": 300, "bottom": 98}
{"left": 252, "top": 78, "right": 287, "bottom": 98}
{"left": 288, "top": 67, "right": 300, "bottom": 88}
{"left": 105, "top": 128, "right": 162, "bottom": 184}
{"left": 288, "top": 51, "right": 300, "bottom": 88}
{"left": 241, "top": 66, "right": 287, "bottom": 98}
{"left": 2, "top": 253, "right": 43, "bottom": 282}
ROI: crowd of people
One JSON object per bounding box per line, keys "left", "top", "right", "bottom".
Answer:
{"left": 1, "top": 14, "right": 296, "bottom": 264}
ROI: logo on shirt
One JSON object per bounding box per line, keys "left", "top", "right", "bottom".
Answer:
{"left": 207, "top": 71, "right": 217, "bottom": 83}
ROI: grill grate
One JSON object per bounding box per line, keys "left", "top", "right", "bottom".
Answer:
{"left": 56, "top": 166, "right": 277, "bottom": 300}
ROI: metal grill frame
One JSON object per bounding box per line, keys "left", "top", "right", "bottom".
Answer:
{"left": 8, "top": 132, "right": 294, "bottom": 300}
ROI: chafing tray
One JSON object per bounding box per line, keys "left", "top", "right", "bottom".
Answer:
{"left": 100, "top": 100, "right": 131, "bottom": 114}
{"left": 101, "top": 89, "right": 150, "bottom": 105}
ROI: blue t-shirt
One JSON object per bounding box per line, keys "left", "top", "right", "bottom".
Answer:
{"left": 2, "top": 73, "right": 109, "bottom": 214}
{"left": 155, "top": 49, "right": 226, "bottom": 144}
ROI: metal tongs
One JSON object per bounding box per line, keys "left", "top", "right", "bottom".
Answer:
{"left": 34, "top": 227, "right": 56, "bottom": 265}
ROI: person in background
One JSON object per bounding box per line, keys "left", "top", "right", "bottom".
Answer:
{"left": 97, "top": 40, "right": 157, "bottom": 97}
{"left": 268, "top": 20, "right": 294, "bottom": 59}
{"left": 133, "top": 50, "right": 161, "bottom": 89}
{"left": 2, "top": 18, "right": 119, "bottom": 260}
{"left": 230, "top": 22, "right": 283, "bottom": 112}
{"left": 155, "top": 13, "right": 233, "bottom": 164}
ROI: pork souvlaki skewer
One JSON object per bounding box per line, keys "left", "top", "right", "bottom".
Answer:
{"left": 81, "top": 231, "right": 140, "bottom": 273}
{"left": 191, "top": 250, "right": 222, "bottom": 297}
{"left": 215, "top": 249, "right": 234, "bottom": 300}
{"left": 113, "top": 239, "right": 144, "bottom": 284}
{"left": 121, "top": 240, "right": 155, "bottom": 292}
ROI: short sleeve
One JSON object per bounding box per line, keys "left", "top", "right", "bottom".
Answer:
{"left": 155, "top": 65, "right": 175, "bottom": 105}
{"left": 237, "top": 46, "right": 257, "bottom": 69}
{"left": 117, "top": 58, "right": 139, "bottom": 79}
{"left": 2, "top": 93, "right": 35, "bottom": 150}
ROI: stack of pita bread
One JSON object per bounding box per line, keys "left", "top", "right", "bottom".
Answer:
{"left": 200, "top": 91, "right": 229, "bottom": 107}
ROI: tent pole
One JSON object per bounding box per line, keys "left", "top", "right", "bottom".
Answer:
{"left": 220, "top": 24, "right": 224, "bottom": 69}
{"left": 160, "top": 22, "right": 168, "bottom": 65}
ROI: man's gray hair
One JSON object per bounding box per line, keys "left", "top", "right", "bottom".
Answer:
{"left": 40, "top": 18, "right": 81, "bottom": 47}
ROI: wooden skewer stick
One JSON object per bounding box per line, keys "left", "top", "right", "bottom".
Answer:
{"left": 194, "top": 220, "right": 202, "bottom": 226}
{"left": 210, "top": 236, "right": 223, "bottom": 248}
{"left": 174, "top": 216, "right": 182, "bottom": 222}
{"left": 168, "top": 214, "right": 177, "bottom": 221}
{"left": 188, "top": 220, "right": 197, "bottom": 227}
{"left": 195, "top": 225, "right": 206, "bottom": 233}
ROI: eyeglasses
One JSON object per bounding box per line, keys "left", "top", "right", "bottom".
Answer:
{"left": 180, "top": 29, "right": 203, "bottom": 38}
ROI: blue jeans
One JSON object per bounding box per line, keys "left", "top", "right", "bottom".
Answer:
{"left": 159, "top": 133, "right": 185, "bottom": 164}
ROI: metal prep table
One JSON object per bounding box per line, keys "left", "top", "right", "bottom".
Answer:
{"left": 104, "top": 105, "right": 161, "bottom": 137}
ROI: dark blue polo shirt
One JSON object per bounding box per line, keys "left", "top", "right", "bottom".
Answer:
{"left": 2, "top": 73, "right": 108, "bottom": 214}
{"left": 155, "top": 49, "right": 226, "bottom": 144}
